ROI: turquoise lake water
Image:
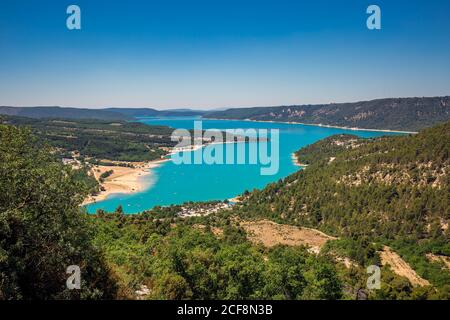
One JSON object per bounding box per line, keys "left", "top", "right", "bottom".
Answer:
{"left": 85, "top": 117, "right": 402, "bottom": 214}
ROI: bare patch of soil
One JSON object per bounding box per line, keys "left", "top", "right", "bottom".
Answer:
{"left": 239, "top": 219, "right": 337, "bottom": 253}
{"left": 380, "top": 246, "right": 430, "bottom": 287}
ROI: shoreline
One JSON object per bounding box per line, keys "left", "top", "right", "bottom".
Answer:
{"left": 203, "top": 117, "right": 418, "bottom": 134}
{"left": 228, "top": 195, "right": 242, "bottom": 203}
{"left": 85, "top": 118, "right": 407, "bottom": 208}
{"left": 83, "top": 158, "right": 169, "bottom": 206}
{"left": 291, "top": 152, "right": 309, "bottom": 167}
{"left": 84, "top": 140, "right": 245, "bottom": 206}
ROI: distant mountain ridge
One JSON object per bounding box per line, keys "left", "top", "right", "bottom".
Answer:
{"left": 104, "top": 107, "right": 205, "bottom": 117}
{"left": 205, "top": 96, "right": 450, "bottom": 131}
{"left": 0, "top": 106, "right": 130, "bottom": 121}
{"left": 0, "top": 106, "right": 206, "bottom": 121}
{"left": 3, "top": 96, "right": 450, "bottom": 131}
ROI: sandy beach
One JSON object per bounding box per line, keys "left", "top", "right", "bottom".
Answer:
{"left": 83, "top": 158, "right": 168, "bottom": 205}
{"left": 83, "top": 140, "right": 244, "bottom": 206}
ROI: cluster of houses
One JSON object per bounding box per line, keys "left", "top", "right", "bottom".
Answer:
{"left": 177, "top": 202, "right": 233, "bottom": 218}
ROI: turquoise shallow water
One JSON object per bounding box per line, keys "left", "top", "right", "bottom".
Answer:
{"left": 85, "top": 117, "right": 402, "bottom": 214}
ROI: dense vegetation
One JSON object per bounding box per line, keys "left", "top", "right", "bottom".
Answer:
{"left": 99, "top": 170, "right": 114, "bottom": 183}
{"left": 206, "top": 96, "right": 450, "bottom": 131}
{"left": 232, "top": 121, "right": 450, "bottom": 295}
{"left": 92, "top": 211, "right": 343, "bottom": 299}
{"left": 238, "top": 122, "right": 449, "bottom": 239}
{"left": 1, "top": 120, "right": 448, "bottom": 300}
{"left": 294, "top": 134, "right": 364, "bottom": 165}
{"left": 0, "top": 124, "right": 343, "bottom": 299}
{"left": 0, "top": 116, "right": 176, "bottom": 162}
{"left": 72, "top": 164, "right": 102, "bottom": 196}
{"left": 0, "top": 125, "right": 117, "bottom": 299}
{"left": 89, "top": 205, "right": 449, "bottom": 300}
{"left": 87, "top": 121, "right": 449, "bottom": 299}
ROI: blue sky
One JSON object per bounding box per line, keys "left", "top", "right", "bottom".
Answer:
{"left": 0, "top": 0, "right": 449, "bottom": 109}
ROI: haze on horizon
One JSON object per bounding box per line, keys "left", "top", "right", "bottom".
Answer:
{"left": 1, "top": 0, "right": 449, "bottom": 110}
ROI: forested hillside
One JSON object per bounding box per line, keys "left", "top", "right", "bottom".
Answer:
{"left": 89, "top": 121, "right": 449, "bottom": 300}
{"left": 1, "top": 121, "right": 448, "bottom": 300}
{"left": 293, "top": 134, "right": 364, "bottom": 165}
{"left": 0, "top": 125, "right": 117, "bottom": 299}
{"left": 91, "top": 211, "right": 344, "bottom": 300}
{"left": 233, "top": 121, "right": 450, "bottom": 292}
{"left": 0, "top": 106, "right": 130, "bottom": 121}
{"left": 0, "top": 106, "right": 205, "bottom": 120}
{"left": 4, "top": 96, "right": 449, "bottom": 132}
{"left": 0, "top": 116, "right": 175, "bottom": 162}
{"left": 0, "top": 124, "right": 345, "bottom": 300}
{"left": 206, "top": 96, "right": 450, "bottom": 131}
{"left": 239, "top": 121, "right": 449, "bottom": 238}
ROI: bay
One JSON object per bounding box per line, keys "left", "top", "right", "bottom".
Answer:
{"left": 85, "top": 117, "right": 403, "bottom": 214}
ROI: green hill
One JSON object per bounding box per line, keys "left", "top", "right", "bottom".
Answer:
{"left": 88, "top": 121, "right": 449, "bottom": 300}
{"left": 206, "top": 96, "right": 450, "bottom": 131}
{"left": 0, "top": 125, "right": 118, "bottom": 299}
{"left": 0, "top": 106, "right": 205, "bottom": 121}
{"left": 0, "top": 116, "right": 175, "bottom": 162}
{"left": 238, "top": 121, "right": 449, "bottom": 238}
{"left": 0, "top": 106, "right": 130, "bottom": 121}
{"left": 233, "top": 121, "right": 450, "bottom": 290}
{"left": 1, "top": 119, "right": 448, "bottom": 300}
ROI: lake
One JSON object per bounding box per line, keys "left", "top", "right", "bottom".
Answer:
{"left": 85, "top": 117, "right": 402, "bottom": 214}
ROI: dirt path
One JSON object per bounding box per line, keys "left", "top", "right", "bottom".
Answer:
{"left": 240, "top": 219, "right": 337, "bottom": 254}
{"left": 380, "top": 246, "right": 430, "bottom": 287}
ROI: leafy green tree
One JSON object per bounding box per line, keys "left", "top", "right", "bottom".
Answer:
{"left": 303, "top": 262, "right": 342, "bottom": 299}
{"left": 262, "top": 246, "right": 308, "bottom": 299}
{"left": 0, "top": 125, "right": 117, "bottom": 299}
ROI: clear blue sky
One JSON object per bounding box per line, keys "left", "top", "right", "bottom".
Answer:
{"left": 0, "top": 0, "right": 449, "bottom": 109}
